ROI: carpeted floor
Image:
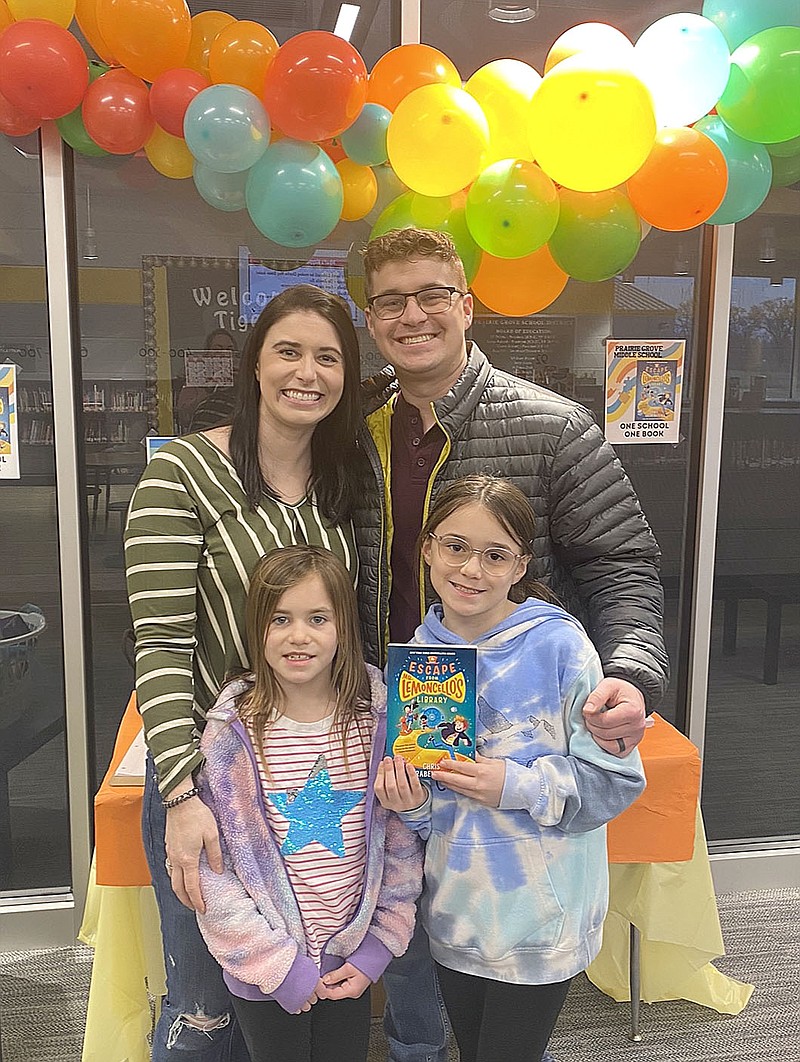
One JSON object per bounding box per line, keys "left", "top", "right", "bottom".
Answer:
{"left": 1, "top": 888, "right": 798, "bottom": 1062}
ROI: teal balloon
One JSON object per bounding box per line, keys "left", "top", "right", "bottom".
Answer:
{"left": 767, "top": 134, "right": 800, "bottom": 158}
{"left": 702, "top": 0, "right": 800, "bottom": 51}
{"left": 184, "top": 85, "right": 270, "bottom": 174}
{"left": 717, "top": 27, "right": 800, "bottom": 144}
{"left": 465, "top": 160, "right": 559, "bottom": 259}
{"left": 56, "top": 59, "right": 109, "bottom": 157}
{"left": 193, "top": 163, "right": 248, "bottom": 212}
{"left": 695, "top": 116, "right": 772, "bottom": 223}
{"left": 548, "top": 189, "right": 641, "bottom": 283}
{"left": 340, "top": 103, "right": 391, "bottom": 166}
{"left": 770, "top": 151, "right": 800, "bottom": 187}
{"left": 246, "top": 139, "right": 343, "bottom": 248}
{"left": 369, "top": 190, "right": 482, "bottom": 283}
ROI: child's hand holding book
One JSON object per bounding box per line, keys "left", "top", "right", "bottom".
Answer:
{"left": 375, "top": 755, "right": 428, "bottom": 813}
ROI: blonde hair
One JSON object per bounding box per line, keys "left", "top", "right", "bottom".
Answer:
{"left": 363, "top": 227, "right": 468, "bottom": 295}
{"left": 237, "top": 546, "right": 371, "bottom": 774}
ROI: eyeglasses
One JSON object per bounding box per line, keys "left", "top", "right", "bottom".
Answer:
{"left": 367, "top": 286, "right": 465, "bottom": 321}
{"left": 428, "top": 533, "right": 527, "bottom": 577}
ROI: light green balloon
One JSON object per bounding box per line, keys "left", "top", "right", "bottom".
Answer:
{"left": 370, "top": 191, "right": 482, "bottom": 283}
{"left": 466, "top": 159, "right": 559, "bottom": 259}
{"left": 767, "top": 134, "right": 800, "bottom": 158}
{"left": 770, "top": 152, "right": 800, "bottom": 187}
{"left": 548, "top": 189, "right": 641, "bottom": 283}
{"left": 717, "top": 27, "right": 800, "bottom": 144}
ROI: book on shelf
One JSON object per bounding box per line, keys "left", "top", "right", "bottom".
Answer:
{"left": 385, "top": 643, "right": 477, "bottom": 779}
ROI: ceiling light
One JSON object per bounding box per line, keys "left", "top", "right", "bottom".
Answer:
{"left": 84, "top": 187, "right": 98, "bottom": 261}
{"left": 488, "top": 1, "right": 539, "bottom": 22}
{"left": 333, "top": 3, "right": 360, "bottom": 40}
{"left": 673, "top": 245, "right": 689, "bottom": 276}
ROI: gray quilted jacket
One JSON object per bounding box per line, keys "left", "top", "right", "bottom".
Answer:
{"left": 354, "top": 343, "right": 669, "bottom": 709}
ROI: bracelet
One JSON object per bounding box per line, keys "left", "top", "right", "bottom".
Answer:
{"left": 162, "top": 785, "right": 201, "bottom": 809}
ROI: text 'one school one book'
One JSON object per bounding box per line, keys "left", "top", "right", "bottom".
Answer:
{"left": 386, "top": 644, "right": 477, "bottom": 778}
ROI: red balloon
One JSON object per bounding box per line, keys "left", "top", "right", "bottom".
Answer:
{"left": 149, "top": 67, "right": 209, "bottom": 138}
{"left": 82, "top": 69, "right": 155, "bottom": 155}
{"left": 0, "top": 88, "right": 41, "bottom": 135}
{"left": 0, "top": 20, "right": 89, "bottom": 121}
{"left": 262, "top": 31, "right": 367, "bottom": 142}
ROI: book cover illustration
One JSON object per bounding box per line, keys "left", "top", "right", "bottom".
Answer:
{"left": 386, "top": 644, "right": 477, "bottom": 779}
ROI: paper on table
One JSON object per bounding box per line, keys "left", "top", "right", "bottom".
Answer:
{"left": 109, "top": 727, "right": 146, "bottom": 787}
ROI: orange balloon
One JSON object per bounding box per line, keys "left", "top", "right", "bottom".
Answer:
{"left": 97, "top": 0, "right": 191, "bottom": 83}
{"left": 367, "top": 44, "right": 460, "bottom": 112}
{"left": 472, "top": 246, "right": 568, "bottom": 316}
{"left": 627, "top": 127, "right": 728, "bottom": 231}
{"left": 0, "top": 0, "right": 12, "bottom": 30}
{"left": 75, "top": 0, "right": 117, "bottom": 64}
{"left": 185, "top": 10, "right": 235, "bottom": 78}
{"left": 208, "top": 19, "right": 278, "bottom": 96}
{"left": 337, "top": 158, "right": 377, "bottom": 221}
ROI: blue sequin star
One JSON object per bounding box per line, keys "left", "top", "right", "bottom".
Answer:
{"left": 270, "top": 766, "right": 365, "bottom": 858}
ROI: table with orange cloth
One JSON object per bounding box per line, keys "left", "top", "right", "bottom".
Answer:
{"left": 79, "top": 703, "right": 752, "bottom": 1062}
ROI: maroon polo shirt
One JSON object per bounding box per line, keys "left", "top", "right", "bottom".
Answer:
{"left": 388, "top": 393, "right": 446, "bottom": 642}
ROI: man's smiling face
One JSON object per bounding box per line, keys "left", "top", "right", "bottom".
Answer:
{"left": 365, "top": 257, "right": 473, "bottom": 391}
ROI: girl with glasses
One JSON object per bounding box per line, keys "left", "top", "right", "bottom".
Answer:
{"left": 375, "top": 474, "right": 646, "bottom": 1062}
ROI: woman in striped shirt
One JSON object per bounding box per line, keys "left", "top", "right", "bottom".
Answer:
{"left": 124, "top": 285, "right": 366, "bottom": 1062}
{"left": 196, "top": 546, "right": 421, "bottom": 1062}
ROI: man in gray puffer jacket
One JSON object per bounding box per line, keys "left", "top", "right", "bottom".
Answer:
{"left": 353, "top": 227, "right": 669, "bottom": 1062}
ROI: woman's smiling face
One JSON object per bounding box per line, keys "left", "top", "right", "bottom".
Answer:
{"left": 256, "top": 311, "right": 345, "bottom": 434}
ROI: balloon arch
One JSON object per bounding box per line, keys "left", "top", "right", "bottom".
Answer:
{"left": 1, "top": 0, "right": 799, "bottom": 315}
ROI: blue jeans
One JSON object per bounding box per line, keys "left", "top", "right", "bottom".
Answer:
{"left": 143, "top": 754, "right": 251, "bottom": 1060}
{"left": 382, "top": 917, "right": 449, "bottom": 1062}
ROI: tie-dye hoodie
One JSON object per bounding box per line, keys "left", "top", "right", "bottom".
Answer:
{"left": 195, "top": 663, "right": 423, "bottom": 1013}
{"left": 401, "top": 599, "right": 646, "bottom": 985}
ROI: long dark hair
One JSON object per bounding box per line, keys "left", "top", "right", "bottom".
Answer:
{"left": 229, "top": 285, "right": 362, "bottom": 520}
{"left": 237, "top": 546, "right": 372, "bottom": 776}
{"left": 418, "top": 475, "right": 560, "bottom": 605}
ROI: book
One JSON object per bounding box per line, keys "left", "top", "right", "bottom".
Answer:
{"left": 386, "top": 644, "right": 477, "bottom": 779}
{"left": 109, "top": 727, "right": 146, "bottom": 787}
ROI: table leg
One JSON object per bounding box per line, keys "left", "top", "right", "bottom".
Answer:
{"left": 629, "top": 922, "right": 642, "bottom": 1042}
{"left": 763, "top": 596, "right": 782, "bottom": 686}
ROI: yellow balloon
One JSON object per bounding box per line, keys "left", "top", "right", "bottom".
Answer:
{"left": 336, "top": 158, "right": 378, "bottom": 221}
{"left": 544, "top": 22, "right": 633, "bottom": 74}
{"left": 145, "top": 125, "right": 194, "bottom": 179}
{"left": 465, "top": 59, "right": 541, "bottom": 165}
{"left": 528, "top": 54, "right": 655, "bottom": 192}
{"left": 388, "top": 84, "right": 489, "bottom": 198}
{"left": 8, "top": 0, "right": 76, "bottom": 26}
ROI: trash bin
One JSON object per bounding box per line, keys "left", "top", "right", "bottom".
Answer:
{"left": 0, "top": 605, "right": 46, "bottom": 724}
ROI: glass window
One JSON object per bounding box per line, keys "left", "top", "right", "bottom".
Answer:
{"left": 0, "top": 133, "right": 70, "bottom": 895}
{"left": 703, "top": 207, "right": 800, "bottom": 844}
{"left": 78, "top": 2, "right": 396, "bottom": 787}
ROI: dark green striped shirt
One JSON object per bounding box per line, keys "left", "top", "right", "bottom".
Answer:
{"left": 124, "top": 433, "right": 358, "bottom": 795}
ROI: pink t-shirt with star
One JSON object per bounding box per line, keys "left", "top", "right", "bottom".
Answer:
{"left": 248, "top": 713, "right": 372, "bottom": 968}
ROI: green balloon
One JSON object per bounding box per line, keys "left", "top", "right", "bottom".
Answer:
{"left": 548, "top": 189, "right": 641, "bottom": 283}
{"left": 770, "top": 151, "right": 800, "bottom": 187}
{"left": 369, "top": 191, "right": 482, "bottom": 283}
{"left": 465, "top": 159, "right": 559, "bottom": 259}
{"left": 767, "top": 134, "right": 800, "bottom": 158}
{"left": 717, "top": 27, "right": 800, "bottom": 144}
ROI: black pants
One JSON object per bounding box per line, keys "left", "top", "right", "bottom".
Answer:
{"left": 231, "top": 993, "right": 371, "bottom": 1062}
{"left": 435, "top": 962, "right": 572, "bottom": 1062}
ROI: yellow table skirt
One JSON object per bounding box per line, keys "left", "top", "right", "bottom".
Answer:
{"left": 587, "top": 808, "right": 753, "bottom": 1013}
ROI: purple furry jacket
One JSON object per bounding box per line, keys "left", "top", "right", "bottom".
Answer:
{"left": 195, "top": 663, "right": 423, "bottom": 1013}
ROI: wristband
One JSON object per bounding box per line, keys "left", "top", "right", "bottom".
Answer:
{"left": 162, "top": 785, "right": 201, "bottom": 809}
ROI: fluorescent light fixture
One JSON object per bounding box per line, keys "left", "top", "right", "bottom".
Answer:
{"left": 488, "top": 1, "right": 539, "bottom": 22}
{"left": 333, "top": 3, "right": 360, "bottom": 40}
{"left": 758, "top": 227, "right": 776, "bottom": 264}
